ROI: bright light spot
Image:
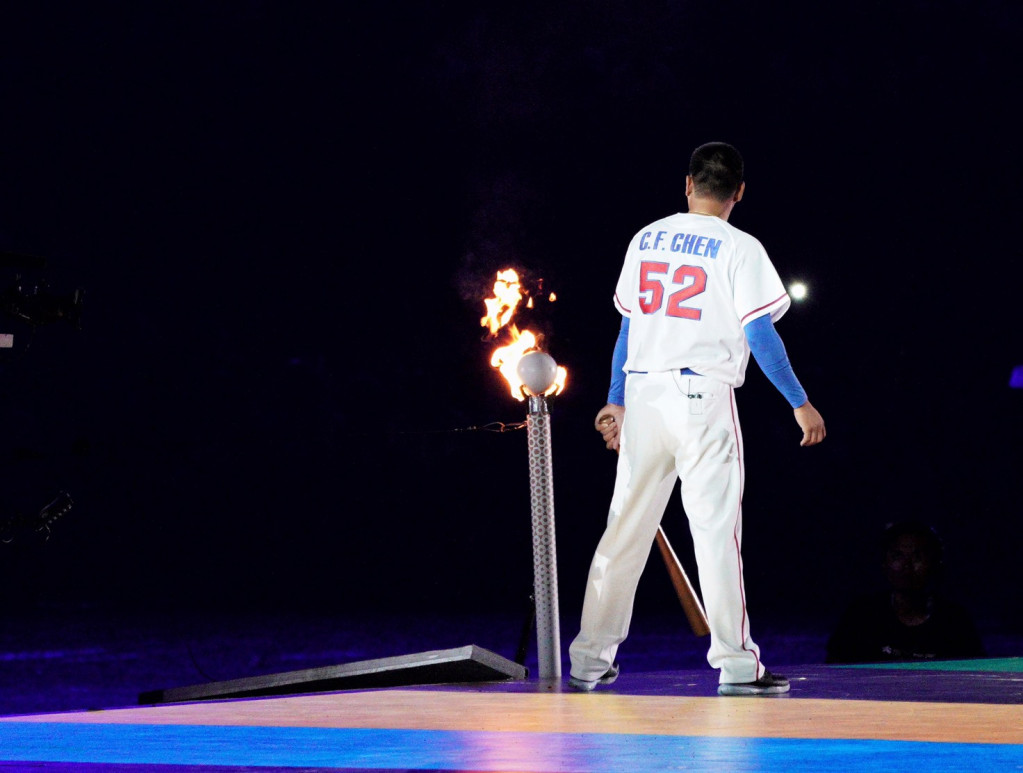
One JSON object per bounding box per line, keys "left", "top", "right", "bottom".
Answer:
{"left": 789, "top": 282, "right": 808, "bottom": 301}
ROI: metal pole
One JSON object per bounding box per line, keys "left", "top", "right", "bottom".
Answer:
{"left": 526, "top": 394, "right": 561, "bottom": 679}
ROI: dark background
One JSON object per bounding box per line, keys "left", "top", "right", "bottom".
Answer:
{"left": 0, "top": 1, "right": 1020, "bottom": 657}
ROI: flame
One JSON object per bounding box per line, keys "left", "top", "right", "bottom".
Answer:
{"left": 481, "top": 269, "right": 567, "bottom": 401}
{"left": 480, "top": 269, "right": 522, "bottom": 336}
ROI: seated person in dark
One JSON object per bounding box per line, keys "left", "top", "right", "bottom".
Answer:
{"left": 826, "top": 520, "right": 985, "bottom": 663}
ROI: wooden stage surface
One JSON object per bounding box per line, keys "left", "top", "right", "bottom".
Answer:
{"left": 1, "top": 657, "right": 1022, "bottom": 771}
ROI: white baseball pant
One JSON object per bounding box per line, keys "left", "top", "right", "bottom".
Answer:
{"left": 569, "top": 370, "right": 765, "bottom": 685}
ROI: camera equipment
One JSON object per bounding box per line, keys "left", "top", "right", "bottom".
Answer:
{"left": 0, "top": 251, "right": 80, "bottom": 544}
{"left": 0, "top": 282, "right": 84, "bottom": 329}
{"left": 0, "top": 251, "right": 84, "bottom": 357}
{"left": 0, "top": 250, "right": 84, "bottom": 330}
{"left": 0, "top": 491, "right": 73, "bottom": 545}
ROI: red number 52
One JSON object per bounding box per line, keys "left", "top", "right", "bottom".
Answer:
{"left": 638, "top": 262, "right": 708, "bottom": 320}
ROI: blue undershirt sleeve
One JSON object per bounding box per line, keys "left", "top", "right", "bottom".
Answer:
{"left": 608, "top": 316, "right": 629, "bottom": 406}
{"left": 744, "top": 314, "right": 808, "bottom": 409}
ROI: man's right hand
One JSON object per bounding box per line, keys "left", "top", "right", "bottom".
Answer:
{"left": 594, "top": 404, "right": 625, "bottom": 452}
{"left": 794, "top": 401, "right": 826, "bottom": 447}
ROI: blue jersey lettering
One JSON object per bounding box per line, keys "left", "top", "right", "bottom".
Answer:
{"left": 667, "top": 232, "right": 723, "bottom": 258}
{"left": 648, "top": 231, "right": 722, "bottom": 257}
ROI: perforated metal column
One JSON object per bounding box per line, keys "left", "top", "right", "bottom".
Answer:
{"left": 526, "top": 395, "right": 561, "bottom": 679}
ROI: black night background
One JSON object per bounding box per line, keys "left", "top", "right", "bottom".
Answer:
{"left": 0, "top": 1, "right": 1020, "bottom": 710}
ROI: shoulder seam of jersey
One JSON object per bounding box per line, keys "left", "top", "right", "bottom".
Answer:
{"left": 740, "top": 293, "right": 789, "bottom": 325}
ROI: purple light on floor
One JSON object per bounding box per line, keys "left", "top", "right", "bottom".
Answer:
{"left": 1011, "top": 365, "right": 1023, "bottom": 389}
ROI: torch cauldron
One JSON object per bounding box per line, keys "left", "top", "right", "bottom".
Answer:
{"left": 481, "top": 270, "right": 567, "bottom": 681}
{"left": 517, "top": 351, "right": 562, "bottom": 680}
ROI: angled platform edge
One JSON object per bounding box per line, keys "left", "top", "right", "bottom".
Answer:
{"left": 139, "top": 644, "right": 527, "bottom": 704}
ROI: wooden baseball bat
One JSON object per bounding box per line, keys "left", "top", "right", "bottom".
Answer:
{"left": 655, "top": 525, "right": 710, "bottom": 637}
{"left": 598, "top": 413, "right": 710, "bottom": 637}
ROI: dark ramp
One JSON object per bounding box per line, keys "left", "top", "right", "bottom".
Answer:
{"left": 139, "top": 644, "right": 527, "bottom": 704}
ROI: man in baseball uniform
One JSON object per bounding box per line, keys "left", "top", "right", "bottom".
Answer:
{"left": 568, "top": 142, "right": 826, "bottom": 695}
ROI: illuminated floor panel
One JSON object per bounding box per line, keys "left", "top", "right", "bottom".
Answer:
{"left": 1, "top": 723, "right": 1021, "bottom": 772}
{"left": 9, "top": 688, "right": 1023, "bottom": 744}
{"left": 3, "top": 658, "right": 1022, "bottom": 771}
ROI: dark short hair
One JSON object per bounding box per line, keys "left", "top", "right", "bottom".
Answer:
{"left": 689, "top": 142, "right": 744, "bottom": 201}
{"left": 881, "top": 520, "right": 944, "bottom": 565}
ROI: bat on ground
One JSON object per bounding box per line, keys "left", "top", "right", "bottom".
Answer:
{"left": 598, "top": 413, "right": 710, "bottom": 637}
{"left": 655, "top": 525, "right": 710, "bottom": 636}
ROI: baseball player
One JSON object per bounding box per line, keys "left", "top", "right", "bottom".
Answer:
{"left": 568, "top": 142, "right": 825, "bottom": 696}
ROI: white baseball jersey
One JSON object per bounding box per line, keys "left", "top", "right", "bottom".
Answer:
{"left": 613, "top": 212, "right": 790, "bottom": 387}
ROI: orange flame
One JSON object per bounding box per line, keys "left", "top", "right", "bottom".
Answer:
{"left": 480, "top": 269, "right": 522, "bottom": 336}
{"left": 481, "top": 269, "right": 567, "bottom": 401}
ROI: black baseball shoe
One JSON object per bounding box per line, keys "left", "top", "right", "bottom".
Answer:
{"left": 717, "top": 670, "right": 790, "bottom": 696}
{"left": 568, "top": 663, "right": 620, "bottom": 691}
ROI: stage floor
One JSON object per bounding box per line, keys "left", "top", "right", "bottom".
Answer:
{"left": 1, "top": 608, "right": 1021, "bottom": 770}
{"left": 2, "top": 657, "right": 1022, "bottom": 771}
